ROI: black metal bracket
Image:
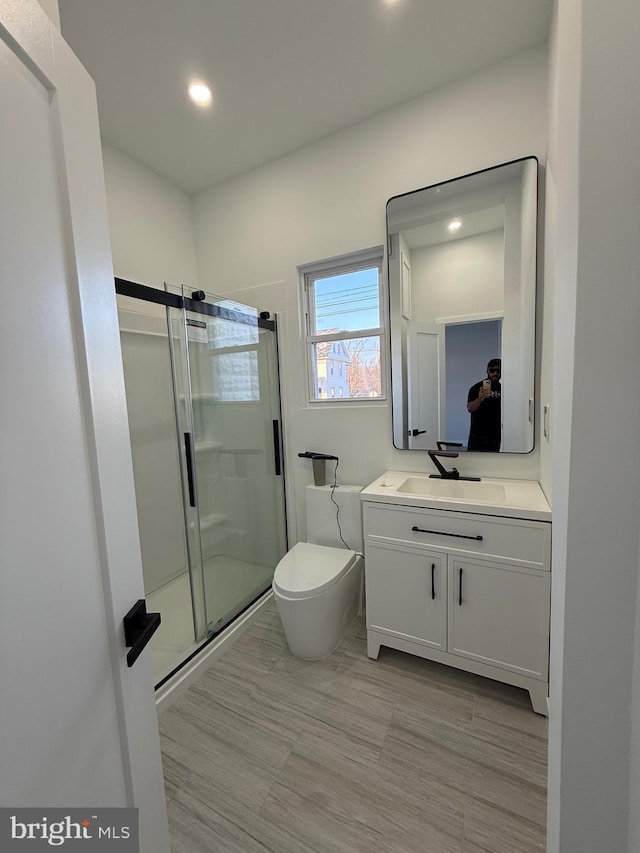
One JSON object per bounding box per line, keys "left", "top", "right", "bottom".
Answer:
{"left": 297, "top": 451, "right": 339, "bottom": 461}
{"left": 123, "top": 600, "right": 161, "bottom": 668}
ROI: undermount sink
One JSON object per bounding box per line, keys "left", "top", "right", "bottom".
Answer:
{"left": 397, "top": 477, "right": 506, "bottom": 503}
{"left": 361, "top": 471, "right": 551, "bottom": 520}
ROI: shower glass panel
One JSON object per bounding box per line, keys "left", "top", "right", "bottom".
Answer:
{"left": 168, "top": 287, "right": 287, "bottom": 636}
{"left": 117, "top": 296, "right": 199, "bottom": 685}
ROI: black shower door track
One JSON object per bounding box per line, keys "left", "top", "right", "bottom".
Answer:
{"left": 114, "top": 277, "right": 275, "bottom": 331}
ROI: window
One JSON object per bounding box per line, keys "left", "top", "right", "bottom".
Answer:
{"left": 301, "top": 247, "right": 385, "bottom": 402}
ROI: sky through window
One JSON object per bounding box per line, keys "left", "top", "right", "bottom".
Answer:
{"left": 313, "top": 268, "right": 380, "bottom": 334}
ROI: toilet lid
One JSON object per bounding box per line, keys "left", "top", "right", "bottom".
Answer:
{"left": 272, "top": 542, "right": 357, "bottom": 599}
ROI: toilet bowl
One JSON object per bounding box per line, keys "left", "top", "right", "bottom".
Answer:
{"left": 273, "top": 483, "right": 364, "bottom": 659}
{"left": 272, "top": 542, "right": 363, "bottom": 659}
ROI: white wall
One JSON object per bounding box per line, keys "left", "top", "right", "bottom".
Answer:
{"left": 117, "top": 308, "right": 190, "bottom": 595}
{"left": 102, "top": 145, "right": 200, "bottom": 596}
{"left": 410, "top": 230, "right": 504, "bottom": 321}
{"left": 103, "top": 144, "right": 199, "bottom": 297}
{"left": 192, "top": 47, "right": 548, "bottom": 541}
{"left": 546, "top": 1, "right": 640, "bottom": 851}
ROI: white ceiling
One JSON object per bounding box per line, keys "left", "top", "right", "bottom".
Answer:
{"left": 403, "top": 205, "right": 505, "bottom": 250}
{"left": 58, "top": 0, "right": 552, "bottom": 196}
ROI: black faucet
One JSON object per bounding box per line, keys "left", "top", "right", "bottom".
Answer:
{"left": 436, "top": 441, "right": 463, "bottom": 451}
{"left": 427, "top": 450, "right": 481, "bottom": 481}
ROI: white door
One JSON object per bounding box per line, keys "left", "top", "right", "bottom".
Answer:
{"left": 447, "top": 558, "right": 550, "bottom": 680}
{"left": 407, "top": 321, "right": 445, "bottom": 449}
{"left": 0, "top": 3, "right": 170, "bottom": 851}
{"left": 365, "top": 542, "right": 447, "bottom": 651}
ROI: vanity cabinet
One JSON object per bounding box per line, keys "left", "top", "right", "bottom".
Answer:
{"left": 363, "top": 501, "right": 551, "bottom": 714}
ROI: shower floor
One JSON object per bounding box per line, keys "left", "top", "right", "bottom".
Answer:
{"left": 204, "top": 555, "right": 275, "bottom": 634}
{"left": 147, "top": 556, "right": 275, "bottom": 685}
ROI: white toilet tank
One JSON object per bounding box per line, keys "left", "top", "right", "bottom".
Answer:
{"left": 305, "top": 484, "right": 363, "bottom": 553}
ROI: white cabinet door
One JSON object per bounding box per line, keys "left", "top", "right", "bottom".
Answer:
{"left": 447, "top": 558, "right": 550, "bottom": 679}
{"left": 365, "top": 542, "right": 447, "bottom": 650}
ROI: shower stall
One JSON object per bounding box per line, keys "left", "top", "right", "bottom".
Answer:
{"left": 116, "top": 280, "right": 287, "bottom": 686}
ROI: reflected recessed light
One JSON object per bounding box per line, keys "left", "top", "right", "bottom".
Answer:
{"left": 448, "top": 219, "right": 462, "bottom": 232}
{"left": 188, "top": 81, "right": 213, "bottom": 107}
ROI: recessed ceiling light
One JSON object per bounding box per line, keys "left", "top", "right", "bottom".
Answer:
{"left": 448, "top": 219, "right": 462, "bottom": 232}
{"left": 188, "top": 81, "right": 213, "bottom": 107}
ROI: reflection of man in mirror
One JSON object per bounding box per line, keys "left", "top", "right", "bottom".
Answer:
{"left": 466, "top": 358, "right": 501, "bottom": 451}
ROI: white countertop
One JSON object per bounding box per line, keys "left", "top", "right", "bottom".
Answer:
{"left": 361, "top": 470, "right": 551, "bottom": 522}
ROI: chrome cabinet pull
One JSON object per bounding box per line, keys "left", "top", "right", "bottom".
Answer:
{"left": 412, "top": 525, "right": 483, "bottom": 542}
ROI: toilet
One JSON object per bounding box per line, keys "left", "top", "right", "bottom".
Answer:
{"left": 272, "top": 484, "right": 363, "bottom": 660}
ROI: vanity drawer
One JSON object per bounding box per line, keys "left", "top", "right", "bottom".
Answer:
{"left": 363, "top": 502, "right": 550, "bottom": 569}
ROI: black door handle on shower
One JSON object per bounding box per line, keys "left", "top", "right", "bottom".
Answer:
{"left": 184, "top": 432, "right": 196, "bottom": 507}
{"left": 272, "top": 420, "right": 282, "bottom": 476}
{"left": 123, "top": 599, "right": 161, "bottom": 667}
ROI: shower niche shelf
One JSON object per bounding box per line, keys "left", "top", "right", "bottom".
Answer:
{"left": 199, "top": 512, "right": 229, "bottom": 529}
{"left": 195, "top": 440, "right": 224, "bottom": 453}
{"left": 189, "top": 514, "right": 240, "bottom": 548}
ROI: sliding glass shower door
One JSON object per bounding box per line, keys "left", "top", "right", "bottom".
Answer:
{"left": 168, "top": 288, "right": 287, "bottom": 638}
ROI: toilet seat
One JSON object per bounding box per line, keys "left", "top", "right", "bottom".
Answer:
{"left": 272, "top": 542, "right": 357, "bottom": 599}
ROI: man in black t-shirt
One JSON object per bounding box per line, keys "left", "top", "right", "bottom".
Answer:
{"left": 466, "top": 358, "right": 501, "bottom": 451}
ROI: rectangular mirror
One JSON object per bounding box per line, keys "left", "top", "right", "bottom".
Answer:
{"left": 387, "top": 156, "right": 538, "bottom": 453}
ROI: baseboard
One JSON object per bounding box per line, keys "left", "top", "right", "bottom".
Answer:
{"left": 155, "top": 590, "right": 274, "bottom": 715}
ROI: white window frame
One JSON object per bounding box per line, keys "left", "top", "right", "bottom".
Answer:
{"left": 299, "top": 246, "right": 386, "bottom": 404}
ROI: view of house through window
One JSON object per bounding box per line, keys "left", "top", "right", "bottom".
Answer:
{"left": 302, "top": 250, "right": 385, "bottom": 402}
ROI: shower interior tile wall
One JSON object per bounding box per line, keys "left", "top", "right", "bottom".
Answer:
{"left": 158, "top": 602, "right": 547, "bottom": 853}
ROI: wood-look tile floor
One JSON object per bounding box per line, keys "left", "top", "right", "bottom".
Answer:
{"left": 158, "top": 600, "right": 547, "bottom": 853}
